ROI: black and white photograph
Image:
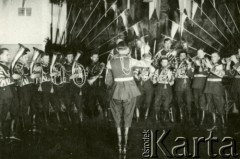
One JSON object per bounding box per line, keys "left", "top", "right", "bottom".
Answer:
{"left": 0, "top": 0, "right": 240, "bottom": 158}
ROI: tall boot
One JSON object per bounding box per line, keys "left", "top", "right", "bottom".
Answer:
{"left": 79, "top": 111, "right": 83, "bottom": 123}
{"left": 169, "top": 107, "right": 174, "bottom": 123}
{"left": 32, "top": 114, "right": 39, "bottom": 133}
{"left": 136, "top": 108, "right": 140, "bottom": 123}
{"left": 196, "top": 108, "right": 200, "bottom": 122}
{"left": 117, "top": 128, "right": 122, "bottom": 154}
{"left": 107, "top": 108, "right": 112, "bottom": 122}
{"left": 188, "top": 109, "right": 193, "bottom": 125}
{"left": 179, "top": 108, "right": 183, "bottom": 123}
{"left": 145, "top": 108, "right": 149, "bottom": 120}
{"left": 200, "top": 111, "right": 205, "bottom": 126}
{"left": 67, "top": 110, "right": 72, "bottom": 124}
{"left": 123, "top": 127, "right": 129, "bottom": 155}
{"left": 207, "top": 113, "right": 217, "bottom": 131}
{"left": 21, "top": 116, "right": 26, "bottom": 132}
{"left": 155, "top": 111, "right": 159, "bottom": 121}
{"left": 10, "top": 119, "right": 21, "bottom": 141}
{"left": 44, "top": 113, "right": 49, "bottom": 127}
{"left": 19, "top": 116, "right": 26, "bottom": 132}
{"left": 103, "top": 110, "right": 108, "bottom": 120}
{"left": 0, "top": 122, "right": 3, "bottom": 140}
{"left": 24, "top": 113, "right": 32, "bottom": 131}
{"left": 56, "top": 112, "right": 61, "bottom": 127}
{"left": 221, "top": 115, "right": 225, "bottom": 129}
{"left": 163, "top": 111, "right": 168, "bottom": 122}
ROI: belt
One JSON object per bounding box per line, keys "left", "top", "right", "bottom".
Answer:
{"left": 157, "top": 82, "right": 168, "bottom": 84}
{"left": 114, "top": 77, "right": 134, "bottom": 82}
{"left": 176, "top": 77, "right": 188, "bottom": 79}
{"left": 207, "top": 78, "right": 222, "bottom": 82}
{"left": 235, "top": 76, "right": 240, "bottom": 79}
{"left": 194, "top": 74, "right": 207, "bottom": 77}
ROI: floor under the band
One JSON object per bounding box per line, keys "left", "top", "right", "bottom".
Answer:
{"left": 0, "top": 111, "right": 240, "bottom": 159}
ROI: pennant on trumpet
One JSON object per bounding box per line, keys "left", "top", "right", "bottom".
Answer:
{"left": 201, "top": 0, "right": 205, "bottom": 15}
{"left": 120, "top": 10, "right": 128, "bottom": 31}
{"left": 171, "top": 21, "right": 179, "bottom": 39}
{"left": 178, "top": 0, "right": 192, "bottom": 17}
{"left": 144, "top": 0, "right": 161, "bottom": 20}
{"left": 132, "top": 23, "right": 140, "bottom": 37}
{"left": 191, "top": 1, "right": 198, "bottom": 20}
{"left": 180, "top": 12, "right": 187, "bottom": 36}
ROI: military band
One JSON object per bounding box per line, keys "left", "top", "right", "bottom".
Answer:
{"left": 1, "top": 37, "right": 240, "bottom": 155}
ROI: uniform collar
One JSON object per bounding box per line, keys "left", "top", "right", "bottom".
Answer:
{"left": 0, "top": 61, "right": 8, "bottom": 67}
{"left": 91, "top": 61, "right": 99, "bottom": 66}
{"left": 42, "top": 63, "right": 49, "bottom": 67}
{"left": 66, "top": 62, "right": 73, "bottom": 65}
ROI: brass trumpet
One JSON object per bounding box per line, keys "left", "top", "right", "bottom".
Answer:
{"left": 72, "top": 52, "right": 87, "bottom": 88}
{"left": 221, "top": 54, "right": 240, "bottom": 64}
{"left": 30, "top": 47, "right": 44, "bottom": 74}
{"left": 30, "top": 47, "right": 44, "bottom": 84}
{"left": 50, "top": 53, "right": 66, "bottom": 86}
{"left": 11, "top": 43, "right": 30, "bottom": 75}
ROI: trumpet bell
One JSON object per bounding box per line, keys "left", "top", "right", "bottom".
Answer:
{"left": 52, "top": 62, "right": 66, "bottom": 86}
{"left": 72, "top": 62, "right": 87, "bottom": 88}
{"left": 50, "top": 53, "right": 66, "bottom": 86}
{"left": 11, "top": 43, "right": 30, "bottom": 75}
{"left": 221, "top": 57, "right": 231, "bottom": 64}
{"left": 30, "top": 47, "right": 44, "bottom": 74}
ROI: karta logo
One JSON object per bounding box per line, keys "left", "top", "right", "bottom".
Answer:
{"left": 142, "top": 130, "right": 239, "bottom": 158}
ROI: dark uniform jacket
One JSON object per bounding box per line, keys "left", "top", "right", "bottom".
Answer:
{"left": 0, "top": 62, "right": 14, "bottom": 99}
{"left": 204, "top": 63, "right": 225, "bottom": 96}
{"left": 174, "top": 61, "right": 193, "bottom": 91}
{"left": 14, "top": 62, "right": 33, "bottom": 87}
{"left": 64, "top": 62, "right": 73, "bottom": 83}
{"left": 153, "top": 67, "right": 175, "bottom": 90}
{"left": 192, "top": 64, "right": 208, "bottom": 90}
{"left": 86, "top": 62, "right": 105, "bottom": 88}
{"left": 152, "top": 49, "right": 171, "bottom": 68}
{"left": 226, "top": 62, "right": 240, "bottom": 93}
{"left": 40, "top": 64, "right": 52, "bottom": 92}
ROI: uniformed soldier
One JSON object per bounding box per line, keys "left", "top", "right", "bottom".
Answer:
{"left": 105, "top": 40, "right": 148, "bottom": 155}
{"left": 85, "top": 52, "right": 107, "bottom": 119}
{"left": 63, "top": 48, "right": 84, "bottom": 124}
{"left": 0, "top": 48, "right": 22, "bottom": 140}
{"left": 192, "top": 49, "right": 208, "bottom": 125}
{"left": 38, "top": 52, "right": 61, "bottom": 127}
{"left": 204, "top": 52, "right": 226, "bottom": 131}
{"left": 174, "top": 51, "right": 193, "bottom": 124}
{"left": 29, "top": 49, "right": 44, "bottom": 132}
{"left": 226, "top": 53, "right": 240, "bottom": 126}
{"left": 16, "top": 54, "right": 35, "bottom": 132}
{"left": 152, "top": 57, "right": 175, "bottom": 122}
{"left": 152, "top": 38, "right": 177, "bottom": 68}
{"left": 133, "top": 53, "right": 155, "bottom": 121}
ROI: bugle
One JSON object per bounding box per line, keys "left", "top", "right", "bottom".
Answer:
{"left": 50, "top": 53, "right": 65, "bottom": 85}
{"left": 11, "top": 43, "right": 30, "bottom": 75}
{"left": 72, "top": 52, "right": 87, "bottom": 87}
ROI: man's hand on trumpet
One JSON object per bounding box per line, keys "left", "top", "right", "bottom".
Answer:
{"left": 231, "top": 55, "right": 239, "bottom": 64}
{"left": 70, "top": 74, "right": 81, "bottom": 79}
{"left": 204, "top": 58, "right": 213, "bottom": 69}
{"left": 30, "top": 73, "right": 40, "bottom": 79}
{"left": 50, "top": 72, "right": 58, "bottom": 77}
{"left": 12, "top": 74, "right": 21, "bottom": 80}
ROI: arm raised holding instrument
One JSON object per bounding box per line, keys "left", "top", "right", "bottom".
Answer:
{"left": 205, "top": 55, "right": 225, "bottom": 78}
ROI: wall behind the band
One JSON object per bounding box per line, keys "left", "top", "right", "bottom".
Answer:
{"left": 0, "top": 0, "right": 66, "bottom": 61}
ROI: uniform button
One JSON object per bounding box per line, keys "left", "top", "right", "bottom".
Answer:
{"left": 3, "top": 88, "right": 5, "bottom": 91}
